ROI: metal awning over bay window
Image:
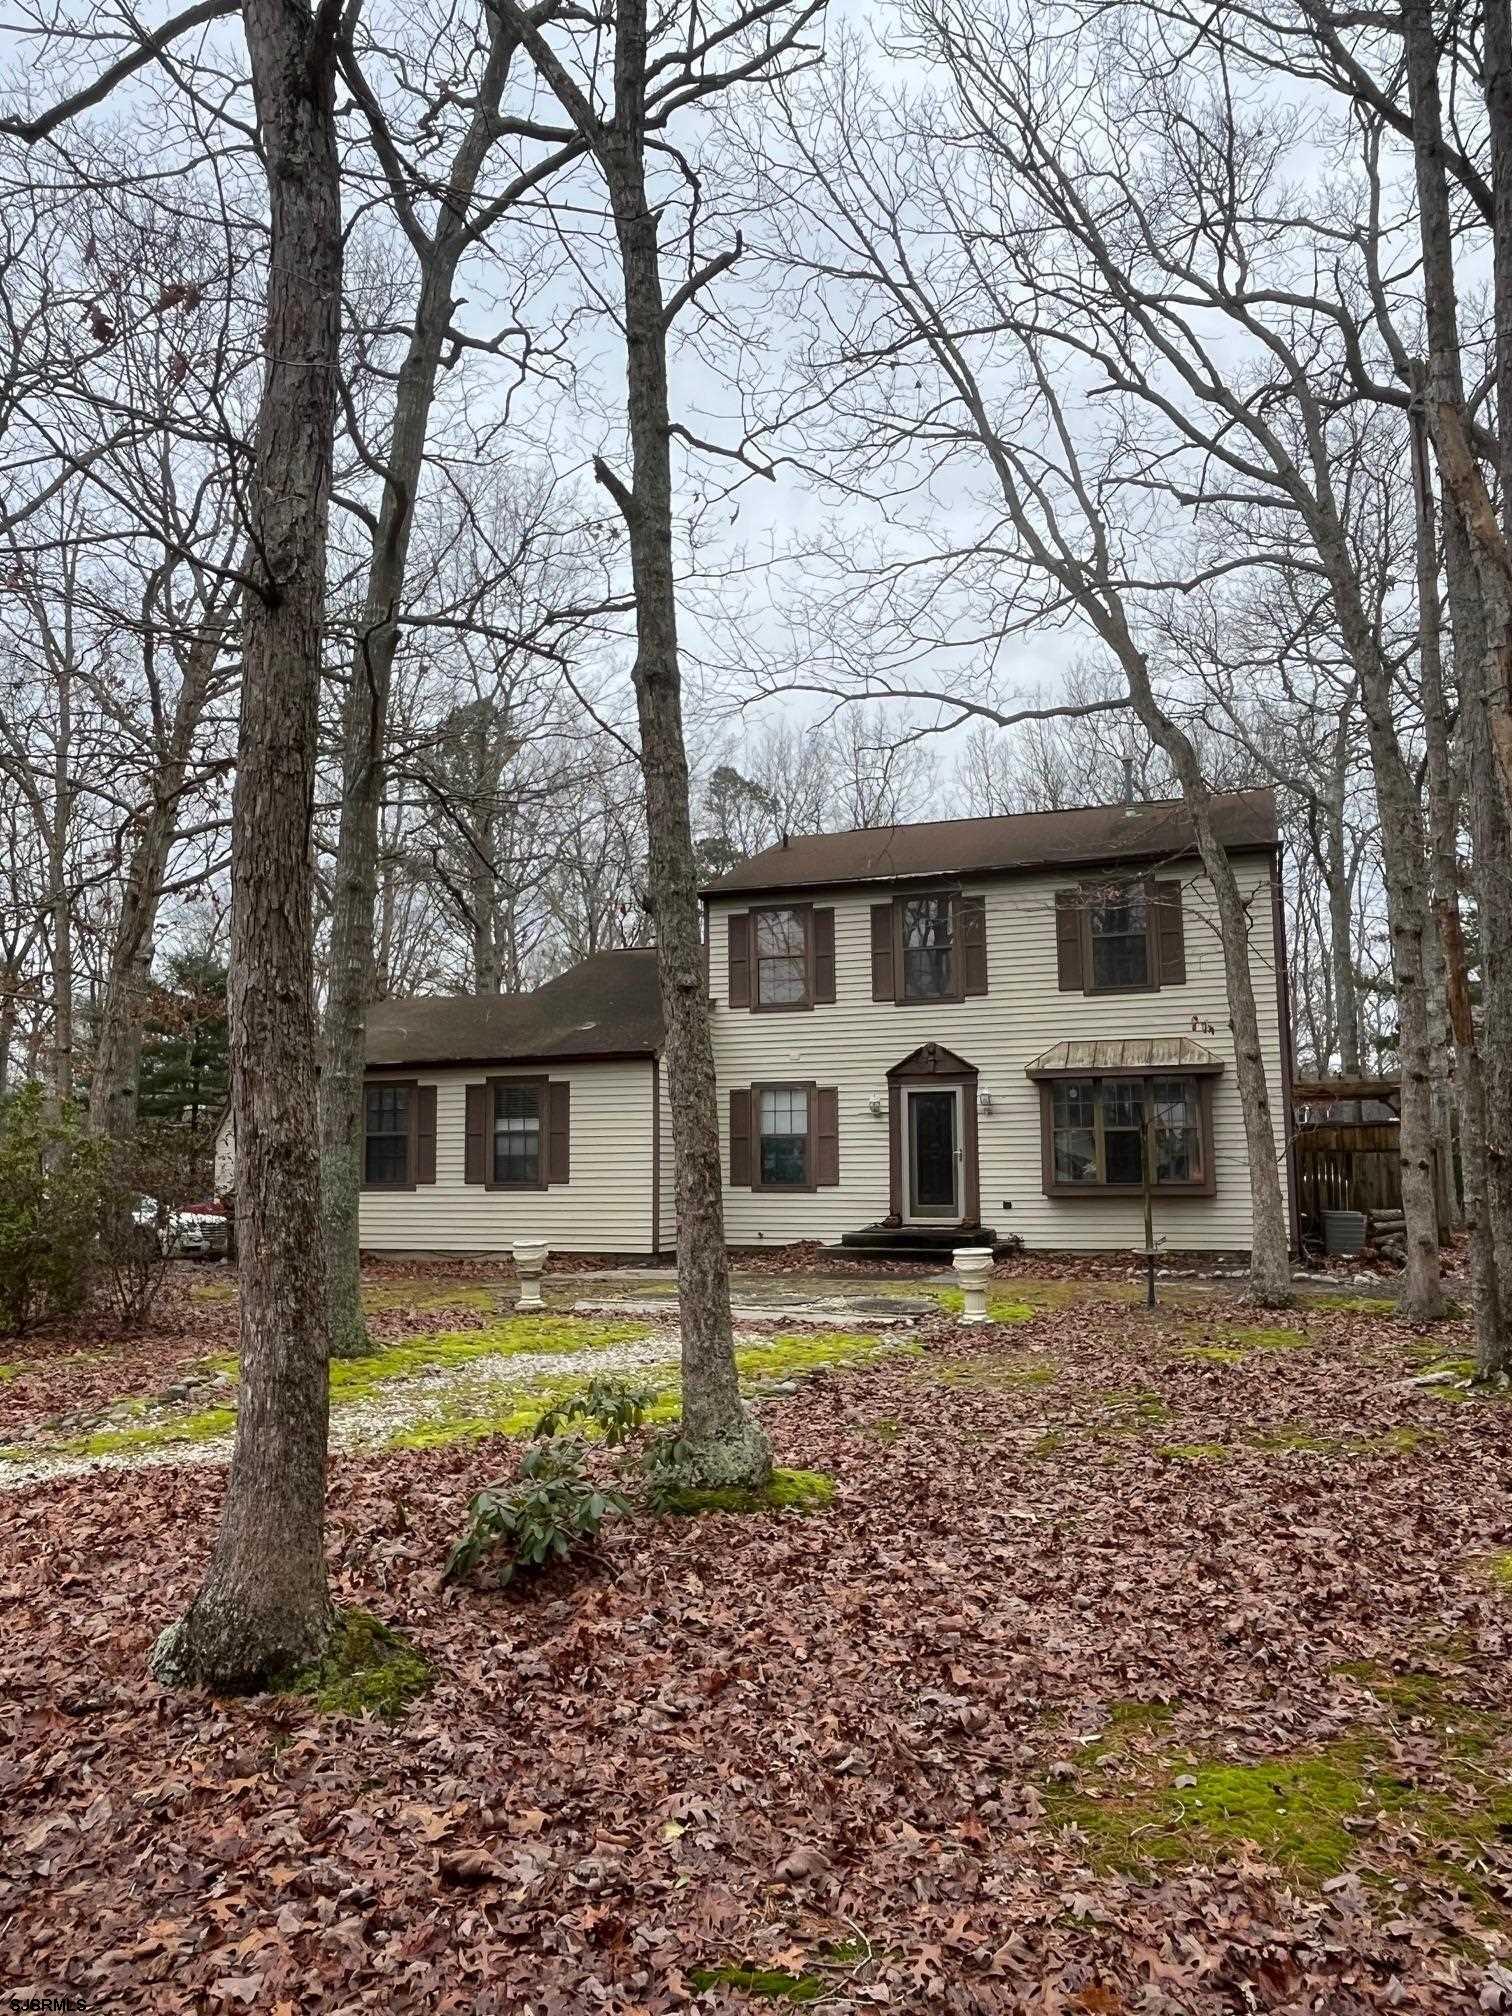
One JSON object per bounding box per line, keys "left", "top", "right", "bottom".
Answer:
{"left": 1024, "top": 1038, "right": 1224, "bottom": 1199}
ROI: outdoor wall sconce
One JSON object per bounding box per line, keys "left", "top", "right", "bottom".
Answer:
{"left": 868, "top": 1094, "right": 886, "bottom": 1117}
{"left": 977, "top": 1087, "right": 994, "bottom": 1113}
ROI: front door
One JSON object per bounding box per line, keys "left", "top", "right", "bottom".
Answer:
{"left": 906, "top": 1086, "right": 961, "bottom": 1221}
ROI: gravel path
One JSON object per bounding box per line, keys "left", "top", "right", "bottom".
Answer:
{"left": 0, "top": 1313, "right": 903, "bottom": 1492}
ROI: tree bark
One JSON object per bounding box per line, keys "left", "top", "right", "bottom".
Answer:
{"left": 151, "top": 0, "right": 342, "bottom": 1691}
{"left": 1323, "top": 791, "right": 1363, "bottom": 1083}
{"left": 1445, "top": 498, "right": 1512, "bottom": 1350}
{"left": 318, "top": 11, "right": 519, "bottom": 1359}
{"left": 594, "top": 0, "right": 767, "bottom": 1484}
{"left": 1413, "top": 397, "right": 1504, "bottom": 1369}
{"left": 49, "top": 658, "right": 73, "bottom": 1107}
{"left": 1326, "top": 602, "right": 1444, "bottom": 1321}
{"left": 1111, "top": 636, "right": 1294, "bottom": 1304}
{"left": 1403, "top": 0, "right": 1512, "bottom": 817}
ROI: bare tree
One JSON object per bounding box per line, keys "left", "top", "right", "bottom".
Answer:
{"left": 5, "top": 0, "right": 351, "bottom": 1686}
{"left": 489, "top": 0, "right": 830, "bottom": 1485}
{"left": 318, "top": 1, "right": 586, "bottom": 1357}
{"left": 731, "top": 28, "right": 1295, "bottom": 1301}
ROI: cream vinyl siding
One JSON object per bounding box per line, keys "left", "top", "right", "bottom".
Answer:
{"left": 708, "top": 858, "right": 1287, "bottom": 1253}
{"left": 656, "top": 1062, "right": 677, "bottom": 1254}
{"left": 355, "top": 1059, "right": 657, "bottom": 1254}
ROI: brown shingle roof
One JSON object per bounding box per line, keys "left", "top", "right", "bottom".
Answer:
{"left": 701, "top": 789, "right": 1277, "bottom": 897}
{"left": 366, "top": 948, "right": 663, "bottom": 1068}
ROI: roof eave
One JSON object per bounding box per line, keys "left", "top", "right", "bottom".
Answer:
{"left": 701, "top": 837, "right": 1279, "bottom": 902}
{"left": 363, "top": 1045, "right": 659, "bottom": 1072}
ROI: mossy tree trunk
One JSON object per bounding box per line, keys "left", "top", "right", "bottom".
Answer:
{"left": 151, "top": 0, "right": 343, "bottom": 1690}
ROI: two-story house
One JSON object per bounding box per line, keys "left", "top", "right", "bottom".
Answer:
{"left": 214, "top": 788, "right": 1295, "bottom": 1259}
{"left": 702, "top": 788, "right": 1293, "bottom": 1258}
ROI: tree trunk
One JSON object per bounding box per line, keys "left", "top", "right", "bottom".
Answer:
{"left": 1339, "top": 676, "right": 1443, "bottom": 1321}
{"left": 1413, "top": 398, "right": 1504, "bottom": 1370}
{"left": 1324, "top": 797, "right": 1362, "bottom": 1082}
{"left": 90, "top": 615, "right": 226, "bottom": 1140}
{"left": 151, "top": 0, "right": 342, "bottom": 1693}
{"left": 1107, "top": 631, "right": 1294, "bottom": 1303}
{"left": 50, "top": 660, "right": 72, "bottom": 1106}
{"left": 318, "top": 13, "right": 517, "bottom": 1358}
{"left": 597, "top": 0, "right": 768, "bottom": 1485}
{"left": 1446, "top": 497, "right": 1512, "bottom": 1350}
{"left": 1403, "top": 0, "right": 1512, "bottom": 817}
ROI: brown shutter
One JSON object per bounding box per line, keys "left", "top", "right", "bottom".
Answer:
{"left": 1154, "top": 879, "right": 1185, "bottom": 986}
{"left": 728, "top": 913, "right": 751, "bottom": 1008}
{"left": 814, "top": 1086, "right": 839, "bottom": 1185}
{"left": 960, "top": 893, "right": 988, "bottom": 996}
{"left": 547, "top": 1080, "right": 571, "bottom": 1184}
{"left": 415, "top": 1085, "right": 437, "bottom": 1184}
{"left": 729, "top": 1088, "right": 752, "bottom": 1186}
{"left": 870, "top": 901, "right": 895, "bottom": 1001}
{"left": 812, "top": 907, "right": 836, "bottom": 1003}
{"left": 1054, "top": 890, "right": 1084, "bottom": 992}
{"left": 465, "top": 1083, "right": 487, "bottom": 1185}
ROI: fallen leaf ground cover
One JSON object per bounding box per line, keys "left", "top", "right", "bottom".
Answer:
{"left": 2, "top": 1282, "right": 1510, "bottom": 2013}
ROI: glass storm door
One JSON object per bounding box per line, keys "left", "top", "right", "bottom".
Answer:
{"left": 907, "top": 1087, "right": 960, "bottom": 1220}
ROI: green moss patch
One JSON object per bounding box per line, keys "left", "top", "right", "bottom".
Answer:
{"left": 187, "top": 1279, "right": 236, "bottom": 1304}
{"left": 208, "top": 1314, "right": 654, "bottom": 1407}
{"left": 279, "top": 1608, "right": 429, "bottom": 1719}
{"left": 1178, "top": 1344, "right": 1248, "bottom": 1366}
{"left": 1048, "top": 1746, "right": 1382, "bottom": 1877}
{"left": 661, "top": 1466, "right": 835, "bottom": 1517}
{"left": 387, "top": 1367, "right": 682, "bottom": 1451}
{"left": 1486, "top": 1551, "right": 1512, "bottom": 1588}
{"left": 932, "top": 1286, "right": 1037, "bottom": 1323}
{"left": 1330, "top": 1663, "right": 1496, "bottom": 1753}
{"left": 689, "top": 1967, "right": 824, "bottom": 2003}
{"left": 1030, "top": 1429, "right": 1066, "bottom": 1458}
{"left": 734, "top": 1329, "right": 902, "bottom": 1384}
{"left": 332, "top": 1314, "right": 652, "bottom": 1400}
{"left": 1156, "top": 1441, "right": 1228, "bottom": 1463}
{"left": 1222, "top": 1326, "right": 1306, "bottom": 1351}
{"left": 1104, "top": 1698, "right": 1176, "bottom": 1732}
{"left": 43, "top": 1405, "right": 237, "bottom": 1460}
{"left": 360, "top": 1282, "right": 500, "bottom": 1315}
{"left": 1046, "top": 1730, "right": 1512, "bottom": 1904}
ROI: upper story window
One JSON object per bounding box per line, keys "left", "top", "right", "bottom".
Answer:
{"left": 753, "top": 906, "right": 810, "bottom": 1008}
{"left": 1055, "top": 879, "right": 1186, "bottom": 994}
{"left": 1088, "top": 886, "right": 1150, "bottom": 990}
{"left": 364, "top": 1084, "right": 412, "bottom": 1187}
{"left": 871, "top": 892, "right": 988, "bottom": 1004}
{"left": 727, "top": 904, "right": 835, "bottom": 1011}
{"left": 900, "top": 895, "right": 955, "bottom": 1000}
{"left": 1044, "top": 1073, "right": 1211, "bottom": 1195}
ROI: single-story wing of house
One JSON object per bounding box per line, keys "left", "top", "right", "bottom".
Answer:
{"left": 214, "top": 947, "right": 676, "bottom": 1254}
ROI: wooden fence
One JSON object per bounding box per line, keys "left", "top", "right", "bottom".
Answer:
{"left": 1294, "top": 1122, "right": 1405, "bottom": 1230}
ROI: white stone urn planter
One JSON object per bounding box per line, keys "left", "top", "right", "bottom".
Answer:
{"left": 952, "top": 1246, "right": 996, "bottom": 1323}
{"left": 513, "top": 1238, "right": 549, "bottom": 1310}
